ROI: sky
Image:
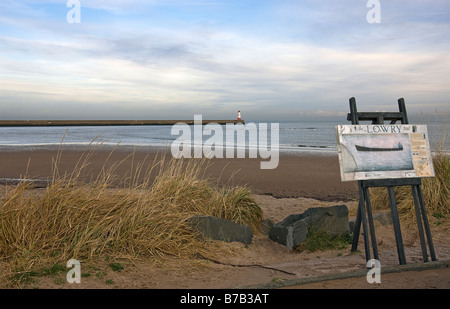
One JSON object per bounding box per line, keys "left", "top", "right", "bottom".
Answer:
{"left": 0, "top": 0, "right": 449, "bottom": 122}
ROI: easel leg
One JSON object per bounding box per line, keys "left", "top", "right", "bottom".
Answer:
{"left": 359, "top": 182, "right": 371, "bottom": 262}
{"left": 351, "top": 202, "right": 361, "bottom": 253}
{"left": 412, "top": 185, "right": 429, "bottom": 262}
{"left": 351, "top": 181, "right": 364, "bottom": 253}
{"left": 417, "top": 185, "right": 437, "bottom": 261}
{"left": 351, "top": 182, "right": 379, "bottom": 263}
{"left": 364, "top": 187, "right": 379, "bottom": 260}
{"left": 388, "top": 186, "right": 406, "bottom": 265}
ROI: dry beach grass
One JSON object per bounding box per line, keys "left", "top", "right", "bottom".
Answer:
{"left": 0, "top": 145, "right": 263, "bottom": 286}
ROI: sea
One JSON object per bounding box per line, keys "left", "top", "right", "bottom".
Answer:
{"left": 0, "top": 120, "right": 447, "bottom": 155}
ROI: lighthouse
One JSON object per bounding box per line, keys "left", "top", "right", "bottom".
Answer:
{"left": 237, "top": 110, "right": 241, "bottom": 121}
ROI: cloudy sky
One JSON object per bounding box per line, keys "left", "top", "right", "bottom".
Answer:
{"left": 0, "top": 0, "right": 449, "bottom": 121}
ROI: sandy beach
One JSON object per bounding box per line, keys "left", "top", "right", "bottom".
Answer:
{"left": 0, "top": 146, "right": 448, "bottom": 291}
{"left": 0, "top": 146, "right": 358, "bottom": 201}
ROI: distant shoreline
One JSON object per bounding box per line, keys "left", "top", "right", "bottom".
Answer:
{"left": 0, "top": 143, "right": 338, "bottom": 156}
{"left": 0, "top": 119, "right": 245, "bottom": 126}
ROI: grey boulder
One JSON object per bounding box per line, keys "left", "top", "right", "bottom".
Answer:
{"left": 187, "top": 215, "right": 253, "bottom": 245}
{"left": 269, "top": 205, "right": 350, "bottom": 249}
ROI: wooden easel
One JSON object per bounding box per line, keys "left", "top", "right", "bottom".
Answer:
{"left": 348, "top": 97, "right": 436, "bottom": 265}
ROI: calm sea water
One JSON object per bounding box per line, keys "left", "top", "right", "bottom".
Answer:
{"left": 0, "top": 120, "right": 447, "bottom": 154}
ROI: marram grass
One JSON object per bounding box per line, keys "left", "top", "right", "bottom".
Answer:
{"left": 0, "top": 148, "right": 263, "bottom": 280}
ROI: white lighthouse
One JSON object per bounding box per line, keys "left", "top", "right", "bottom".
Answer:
{"left": 237, "top": 110, "right": 241, "bottom": 121}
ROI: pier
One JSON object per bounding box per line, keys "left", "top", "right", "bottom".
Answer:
{"left": 0, "top": 119, "right": 245, "bottom": 127}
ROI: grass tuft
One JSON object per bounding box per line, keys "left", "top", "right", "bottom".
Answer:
{"left": 295, "top": 229, "right": 352, "bottom": 252}
{"left": 0, "top": 146, "right": 263, "bottom": 284}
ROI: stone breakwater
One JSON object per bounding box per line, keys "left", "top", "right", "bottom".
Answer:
{"left": 0, "top": 120, "right": 244, "bottom": 127}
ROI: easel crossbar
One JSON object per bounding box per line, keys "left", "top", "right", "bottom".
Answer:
{"left": 362, "top": 178, "right": 421, "bottom": 188}
{"left": 346, "top": 112, "right": 406, "bottom": 122}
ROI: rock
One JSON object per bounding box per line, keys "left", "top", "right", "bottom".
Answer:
{"left": 349, "top": 211, "right": 393, "bottom": 232}
{"left": 269, "top": 205, "right": 350, "bottom": 249}
{"left": 303, "top": 205, "right": 350, "bottom": 235}
{"left": 260, "top": 219, "right": 274, "bottom": 235}
{"left": 269, "top": 217, "right": 308, "bottom": 249}
{"left": 187, "top": 215, "right": 253, "bottom": 245}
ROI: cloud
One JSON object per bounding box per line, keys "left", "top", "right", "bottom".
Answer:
{"left": 0, "top": 1, "right": 449, "bottom": 121}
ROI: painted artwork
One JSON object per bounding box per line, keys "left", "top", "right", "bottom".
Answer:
{"left": 336, "top": 124, "right": 434, "bottom": 182}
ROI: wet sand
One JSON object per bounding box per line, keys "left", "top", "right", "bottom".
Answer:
{"left": 0, "top": 146, "right": 358, "bottom": 201}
